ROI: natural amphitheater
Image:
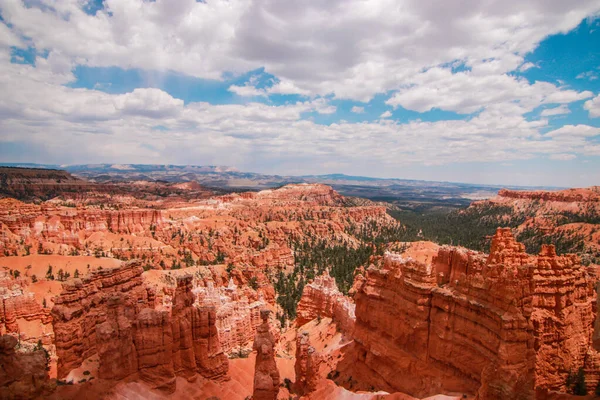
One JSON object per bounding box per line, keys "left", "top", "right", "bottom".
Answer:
{"left": 0, "top": 167, "right": 599, "bottom": 399}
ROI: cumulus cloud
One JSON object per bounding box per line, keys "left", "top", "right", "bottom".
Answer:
{"left": 115, "top": 89, "right": 184, "bottom": 118}
{"left": 584, "top": 95, "right": 600, "bottom": 118}
{"left": 540, "top": 105, "right": 570, "bottom": 117}
{"left": 545, "top": 124, "right": 600, "bottom": 138}
{"left": 1, "top": 62, "right": 597, "bottom": 180}
{"left": 1, "top": 0, "right": 599, "bottom": 101}
{"left": 1, "top": 0, "right": 600, "bottom": 185}
{"left": 351, "top": 106, "right": 365, "bottom": 114}
{"left": 228, "top": 83, "right": 266, "bottom": 97}
{"left": 385, "top": 67, "right": 592, "bottom": 114}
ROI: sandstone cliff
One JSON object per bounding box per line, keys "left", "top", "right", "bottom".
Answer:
{"left": 296, "top": 272, "right": 356, "bottom": 336}
{"left": 347, "top": 229, "right": 599, "bottom": 399}
{"left": 51, "top": 262, "right": 228, "bottom": 392}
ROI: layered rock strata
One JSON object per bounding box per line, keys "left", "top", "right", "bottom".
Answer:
{"left": 0, "top": 274, "right": 53, "bottom": 343}
{"left": 252, "top": 310, "right": 280, "bottom": 400}
{"left": 350, "top": 229, "right": 599, "bottom": 399}
{"left": 195, "top": 278, "right": 265, "bottom": 355}
{"left": 51, "top": 262, "right": 228, "bottom": 391}
{"left": 296, "top": 272, "right": 355, "bottom": 336}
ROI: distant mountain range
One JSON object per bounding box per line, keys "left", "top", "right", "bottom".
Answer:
{"left": 0, "top": 163, "right": 564, "bottom": 208}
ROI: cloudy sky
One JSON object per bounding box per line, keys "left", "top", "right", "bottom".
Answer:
{"left": 1, "top": 0, "right": 600, "bottom": 186}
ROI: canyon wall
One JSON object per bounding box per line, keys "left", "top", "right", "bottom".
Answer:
{"left": 51, "top": 261, "right": 228, "bottom": 392}
{"left": 350, "top": 228, "right": 599, "bottom": 399}
{"left": 497, "top": 187, "right": 600, "bottom": 203}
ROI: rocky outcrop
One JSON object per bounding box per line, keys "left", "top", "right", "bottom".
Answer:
{"left": 252, "top": 310, "right": 280, "bottom": 400}
{"left": 497, "top": 187, "right": 600, "bottom": 203}
{"left": 0, "top": 275, "right": 53, "bottom": 344}
{"left": 294, "top": 331, "right": 320, "bottom": 395}
{"left": 296, "top": 272, "right": 355, "bottom": 336}
{"left": 348, "top": 229, "right": 599, "bottom": 399}
{"left": 51, "top": 262, "right": 228, "bottom": 392}
{"left": 0, "top": 167, "right": 93, "bottom": 202}
{"left": 134, "top": 308, "right": 176, "bottom": 390}
{"left": 0, "top": 334, "right": 51, "bottom": 399}
{"left": 51, "top": 261, "right": 147, "bottom": 378}
{"left": 255, "top": 184, "right": 345, "bottom": 206}
{"left": 195, "top": 279, "right": 265, "bottom": 355}
{"left": 95, "top": 295, "right": 139, "bottom": 381}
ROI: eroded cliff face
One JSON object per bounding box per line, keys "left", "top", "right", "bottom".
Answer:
{"left": 497, "top": 187, "right": 600, "bottom": 203}
{"left": 195, "top": 278, "right": 266, "bottom": 355}
{"left": 0, "top": 334, "right": 51, "bottom": 399}
{"left": 348, "top": 229, "right": 599, "bottom": 399}
{"left": 0, "top": 272, "right": 53, "bottom": 343}
{"left": 50, "top": 261, "right": 228, "bottom": 392}
{"left": 296, "top": 272, "right": 356, "bottom": 336}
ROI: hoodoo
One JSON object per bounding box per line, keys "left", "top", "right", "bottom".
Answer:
{"left": 294, "top": 330, "right": 321, "bottom": 395}
{"left": 252, "top": 309, "right": 280, "bottom": 400}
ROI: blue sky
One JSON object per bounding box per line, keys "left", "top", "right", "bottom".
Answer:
{"left": 1, "top": 0, "right": 600, "bottom": 186}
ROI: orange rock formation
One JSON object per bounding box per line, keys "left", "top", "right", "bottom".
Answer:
{"left": 296, "top": 272, "right": 356, "bottom": 336}
{"left": 51, "top": 261, "right": 228, "bottom": 392}
{"left": 347, "top": 229, "right": 599, "bottom": 399}
{"left": 252, "top": 309, "right": 280, "bottom": 400}
{"left": 294, "top": 330, "right": 321, "bottom": 395}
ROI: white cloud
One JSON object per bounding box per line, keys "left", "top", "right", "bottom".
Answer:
{"left": 385, "top": 67, "right": 592, "bottom": 115}
{"left": 1, "top": 0, "right": 599, "bottom": 101}
{"left": 228, "top": 83, "right": 266, "bottom": 97}
{"left": 1, "top": 62, "right": 598, "bottom": 184}
{"left": 545, "top": 124, "right": 600, "bottom": 138}
{"left": 0, "top": 0, "right": 600, "bottom": 186}
{"left": 550, "top": 153, "right": 576, "bottom": 160}
{"left": 540, "top": 104, "right": 570, "bottom": 117}
{"left": 351, "top": 106, "right": 365, "bottom": 114}
{"left": 267, "top": 80, "right": 310, "bottom": 96}
{"left": 584, "top": 94, "right": 600, "bottom": 118}
{"left": 519, "top": 62, "right": 537, "bottom": 72}
{"left": 115, "top": 88, "right": 184, "bottom": 118}
{"left": 576, "top": 71, "right": 598, "bottom": 80}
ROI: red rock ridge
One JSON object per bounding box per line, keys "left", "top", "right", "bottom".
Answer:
{"left": 51, "top": 262, "right": 228, "bottom": 392}
{"left": 348, "top": 228, "right": 599, "bottom": 399}
{"left": 497, "top": 187, "right": 600, "bottom": 203}
{"left": 296, "top": 272, "right": 355, "bottom": 336}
